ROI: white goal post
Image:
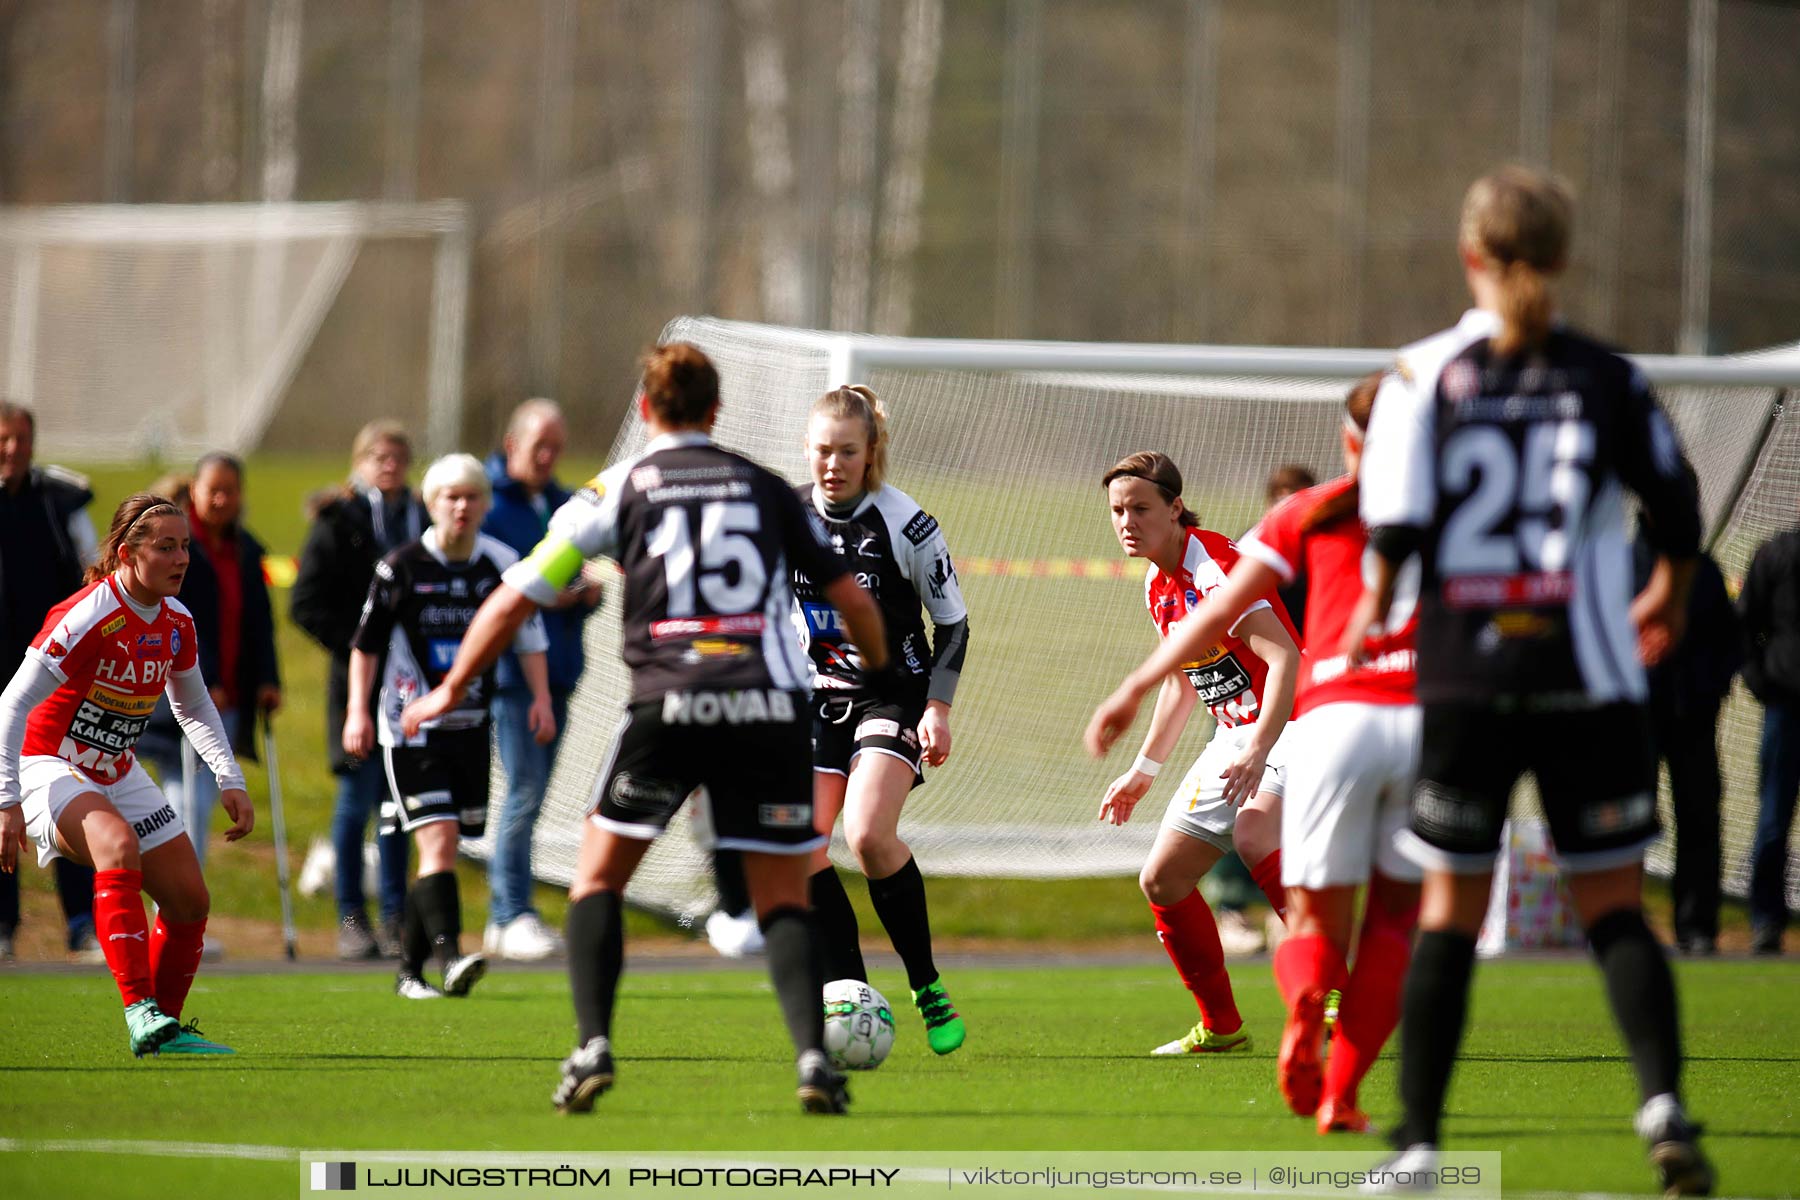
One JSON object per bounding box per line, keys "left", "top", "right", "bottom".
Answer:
{"left": 0, "top": 201, "right": 471, "bottom": 462}
{"left": 513, "top": 316, "right": 1800, "bottom": 923}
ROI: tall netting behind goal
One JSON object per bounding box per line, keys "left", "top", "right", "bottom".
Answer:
{"left": 0, "top": 203, "right": 470, "bottom": 462}
{"left": 512, "top": 317, "right": 1799, "bottom": 922}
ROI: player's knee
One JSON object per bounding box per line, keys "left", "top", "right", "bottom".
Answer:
{"left": 1138, "top": 867, "right": 1179, "bottom": 907}
{"left": 84, "top": 817, "right": 139, "bottom": 870}
{"left": 1231, "top": 813, "right": 1275, "bottom": 864}
{"left": 844, "top": 823, "right": 893, "bottom": 870}
{"left": 163, "top": 880, "right": 211, "bottom": 924}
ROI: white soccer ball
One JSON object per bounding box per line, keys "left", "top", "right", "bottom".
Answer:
{"left": 821, "top": 978, "right": 896, "bottom": 1071}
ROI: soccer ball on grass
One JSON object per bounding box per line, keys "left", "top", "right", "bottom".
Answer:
{"left": 821, "top": 978, "right": 896, "bottom": 1070}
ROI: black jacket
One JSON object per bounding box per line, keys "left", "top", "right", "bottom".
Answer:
{"left": 1740, "top": 528, "right": 1800, "bottom": 708}
{"left": 290, "top": 488, "right": 426, "bottom": 774}
{"left": 1631, "top": 533, "right": 1740, "bottom": 719}
{"left": 0, "top": 466, "right": 92, "bottom": 671}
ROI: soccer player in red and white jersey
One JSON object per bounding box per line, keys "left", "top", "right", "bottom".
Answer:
{"left": 1088, "top": 376, "right": 1420, "bottom": 1136}
{"left": 0, "top": 493, "right": 252, "bottom": 1058}
{"left": 1095, "top": 452, "right": 1299, "bottom": 1057}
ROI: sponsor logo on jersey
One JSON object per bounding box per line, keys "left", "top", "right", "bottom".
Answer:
{"left": 901, "top": 511, "right": 939, "bottom": 546}
{"left": 132, "top": 633, "right": 163, "bottom": 658}
{"left": 132, "top": 804, "right": 178, "bottom": 840}
{"left": 374, "top": 559, "right": 396, "bottom": 581}
{"left": 660, "top": 688, "right": 798, "bottom": 726}
{"left": 413, "top": 581, "right": 450, "bottom": 594}
{"left": 610, "top": 772, "right": 683, "bottom": 813}
{"left": 44, "top": 639, "right": 68, "bottom": 659}
{"left": 418, "top": 603, "right": 479, "bottom": 627}
{"left": 758, "top": 803, "right": 812, "bottom": 828}
{"left": 801, "top": 603, "right": 843, "bottom": 639}
{"left": 927, "top": 554, "right": 956, "bottom": 600}
{"left": 1185, "top": 589, "right": 1200, "bottom": 609}
{"left": 427, "top": 639, "right": 462, "bottom": 670}
{"left": 1181, "top": 651, "right": 1253, "bottom": 706}
{"left": 688, "top": 637, "right": 750, "bottom": 659}
{"left": 1491, "top": 611, "right": 1556, "bottom": 639}
{"left": 628, "top": 466, "right": 659, "bottom": 492}
{"left": 99, "top": 614, "right": 128, "bottom": 637}
{"left": 1412, "top": 780, "right": 1494, "bottom": 842}
{"left": 649, "top": 614, "right": 766, "bottom": 642}
{"left": 169, "top": 628, "right": 181, "bottom": 658}
{"left": 95, "top": 657, "right": 171, "bottom": 686}
{"left": 856, "top": 718, "right": 902, "bottom": 741}
{"left": 449, "top": 577, "right": 468, "bottom": 598}
{"left": 855, "top": 531, "right": 879, "bottom": 555}
{"left": 1581, "top": 791, "right": 1654, "bottom": 837}
{"left": 1444, "top": 571, "right": 1573, "bottom": 610}
{"left": 1442, "top": 358, "right": 1479, "bottom": 402}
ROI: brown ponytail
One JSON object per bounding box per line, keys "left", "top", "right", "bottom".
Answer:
{"left": 1102, "top": 451, "right": 1199, "bottom": 528}
{"left": 1459, "top": 165, "right": 1572, "bottom": 357}
{"left": 87, "top": 493, "right": 185, "bottom": 584}
{"left": 1300, "top": 371, "right": 1384, "bottom": 533}
{"left": 811, "top": 384, "right": 890, "bottom": 491}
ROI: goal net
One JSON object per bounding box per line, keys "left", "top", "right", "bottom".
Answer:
{"left": 0, "top": 202, "right": 471, "bottom": 463}
{"left": 513, "top": 316, "right": 1800, "bottom": 923}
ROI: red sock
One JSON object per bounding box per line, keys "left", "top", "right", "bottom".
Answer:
{"left": 1322, "top": 896, "right": 1417, "bottom": 1109}
{"left": 93, "top": 868, "right": 154, "bottom": 1007}
{"left": 1150, "top": 891, "right": 1242, "bottom": 1033}
{"left": 150, "top": 914, "right": 207, "bottom": 1020}
{"left": 1271, "top": 932, "right": 1348, "bottom": 1011}
{"left": 1249, "top": 850, "right": 1288, "bottom": 921}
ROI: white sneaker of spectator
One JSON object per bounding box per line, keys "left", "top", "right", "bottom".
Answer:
{"left": 705, "top": 909, "right": 766, "bottom": 958}
{"left": 1215, "top": 908, "right": 1266, "bottom": 957}
{"left": 498, "top": 912, "right": 564, "bottom": 961}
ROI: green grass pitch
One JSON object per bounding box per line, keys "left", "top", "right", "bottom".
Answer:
{"left": 1, "top": 959, "right": 1795, "bottom": 1198}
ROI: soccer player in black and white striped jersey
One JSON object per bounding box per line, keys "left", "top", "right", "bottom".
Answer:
{"left": 1352, "top": 166, "right": 1711, "bottom": 1194}
{"left": 402, "top": 344, "right": 896, "bottom": 1116}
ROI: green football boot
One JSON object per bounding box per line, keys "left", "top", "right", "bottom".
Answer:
{"left": 1322, "top": 988, "right": 1343, "bottom": 1047}
{"left": 158, "top": 1019, "right": 236, "bottom": 1055}
{"left": 124, "top": 998, "right": 180, "bottom": 1058}
{"left": 1151, "top": 1019, "right": 1252, "bottom": 1055}
{"left": 912, "top": 979, "right": 965, "bottom": 1055}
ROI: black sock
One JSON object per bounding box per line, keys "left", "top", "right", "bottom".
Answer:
{"left": 1588, "top": 908, "right": 1681, "bottom": 1102}
{"left": 809, "top": 867, "right": 867, "bottom": 982}
{"left": 761, "top": 905, "right": 825, "bottom": 1056}
{"left": 867, "top": 856, "right": 938, "bottom": 993}
{"left": 712, "top": 850, "right": 753, "bottom": 920}
{"left": 401, "top": 889, "right": 431, "bottom": 977}
{"left": 567, "top": 892, "right": 623, "bottom": 1044}
{"left": 1396, "top": 929, "right": 1478, "bottom": 1148}
{"left": 413, "top": 870, "right": 462, "bottom": 973}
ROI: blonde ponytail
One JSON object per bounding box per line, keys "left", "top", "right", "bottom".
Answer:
{"left": 1460, "top": 165, "right": 1573, "bottom": 357}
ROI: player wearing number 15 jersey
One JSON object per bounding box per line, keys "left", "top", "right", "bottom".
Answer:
{"left": 1092, "top": 452, "right": 1300, "bottom": 1061}
{"left": 400, "top": 344, "right": 894, "bottom": 1118}
{"left": 1355, "top": 166, "right": 1709, "bottom": 1193}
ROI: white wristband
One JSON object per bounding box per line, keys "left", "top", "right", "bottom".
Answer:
{"left": 1131, "top": 753, "right": 1162, "bottom": 778}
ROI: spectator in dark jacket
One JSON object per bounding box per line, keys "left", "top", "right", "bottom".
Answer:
{"left": 0, "top": 399, "right": 99, "bottom": 959}
{"left": 479, "top": 399, "right": 602, "bottom": 960}
{"left": 1741, "top": 518, "right": 1800, "bottom": 954}
{"left": 1633, "top": 501, "right": 1740, "bottom": 956}
{"left": 291, "top": 421, "right": 424, "bottom": 959}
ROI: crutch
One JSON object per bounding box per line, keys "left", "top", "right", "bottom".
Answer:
{"left": 261, "top": 714, "right": 299, "bottom": 960}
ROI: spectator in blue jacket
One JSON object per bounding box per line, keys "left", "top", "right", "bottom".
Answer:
{"left": 481, "top": 399, "right": 602, "bottom": 960}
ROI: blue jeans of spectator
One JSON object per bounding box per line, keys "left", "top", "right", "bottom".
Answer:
{"left": 331, "top": 754, "right": 410, "bottom": 922}
{"left": 1751, "top": 700, "right": 1800, "bottom": 935}
{"left": 488, "top": 686, "right": 571, "bottom": 927}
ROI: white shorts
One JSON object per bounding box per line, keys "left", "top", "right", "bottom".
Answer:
{"left": 1280, "top": 702, "right": 1422, "bottom": 889}
{"left": 19, "top": 756, "right": 185, "bottom": 868}
{"left": 1159, "top": 721, "right": 1288, "bottom": 852}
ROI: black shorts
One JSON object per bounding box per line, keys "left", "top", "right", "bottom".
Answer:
{"left": 1407, "top": 701, "right": 1660, "bottom": 874}
{"left": 812, "top": 686, "right": 927, "bottom": 787}
{"left": 593, "top": 689, "right": 822, "bottom": 854}
{"left": 381, "top": 728, "right": 492, "bottom": 838}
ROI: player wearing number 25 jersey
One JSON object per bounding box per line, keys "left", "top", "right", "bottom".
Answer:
{"left": 1356, "top": 166, "right": 1708, "bottom": 1193}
